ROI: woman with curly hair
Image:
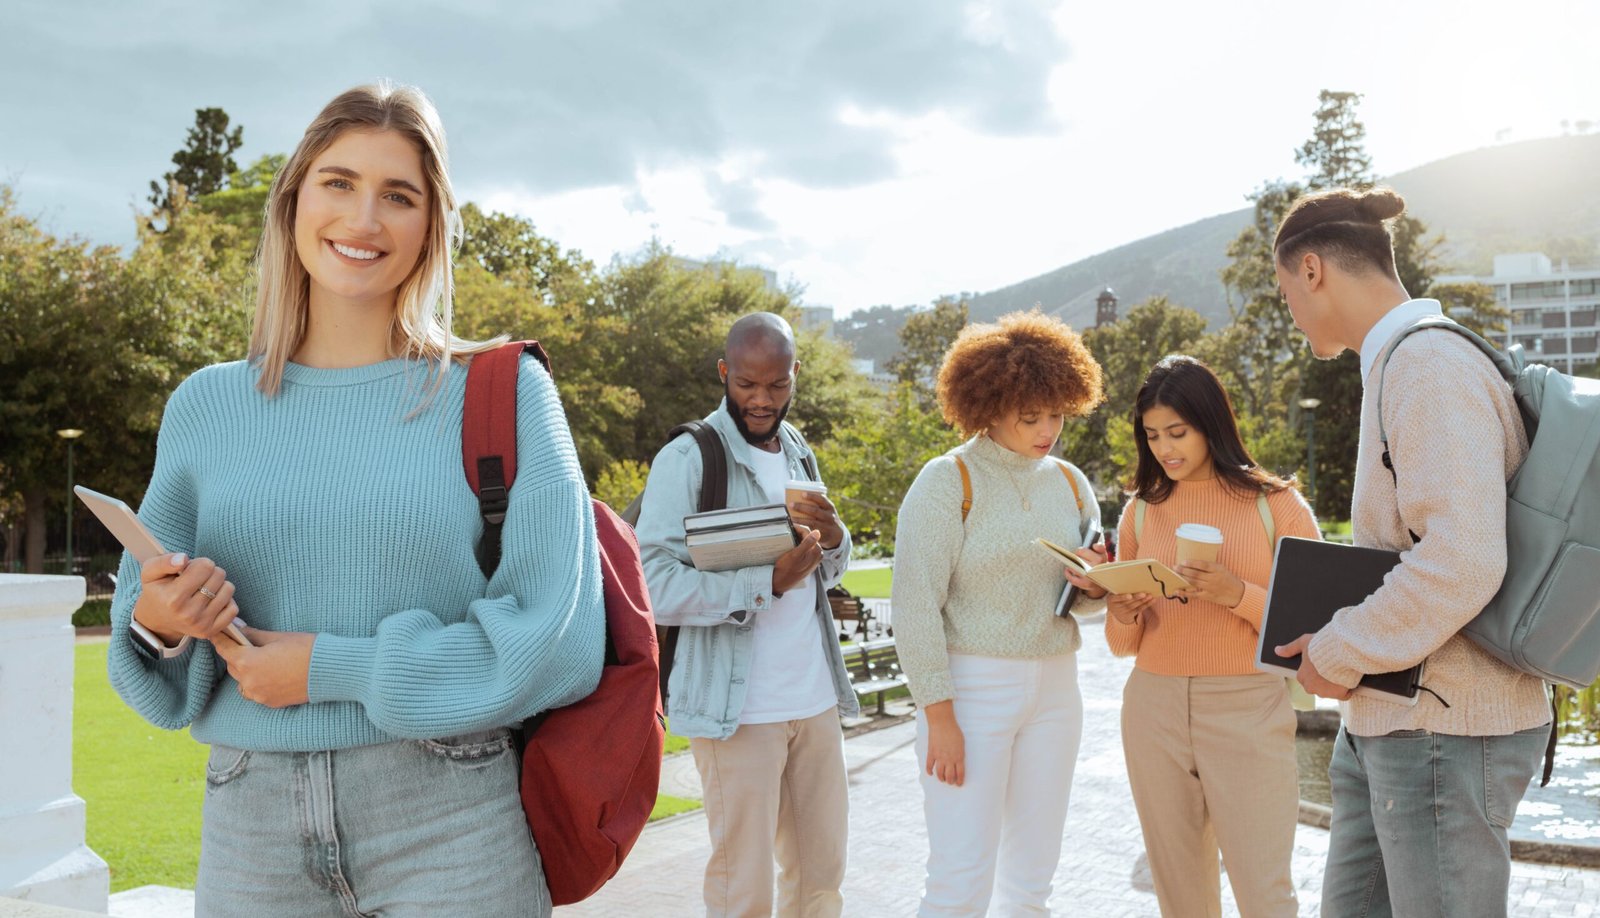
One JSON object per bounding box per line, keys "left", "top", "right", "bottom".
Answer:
{"left": 891, "top": 310, "right": 1106, "bottom": 916}
{"left": 1095, "top": 355, "right": 1319, "bottom": 918}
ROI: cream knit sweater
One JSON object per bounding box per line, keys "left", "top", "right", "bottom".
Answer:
{"left": 1308, "top": 328, "right": 1549, "bottom": 736}
{"left": 891, "top": 436, "right": 1102, "bottom": 706}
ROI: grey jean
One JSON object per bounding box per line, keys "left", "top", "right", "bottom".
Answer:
{"left": 1321, "top": 723, "right": 1548, "bottom": 918}
{"left": 195, "top": 728, "right": 548, "bottom": 918}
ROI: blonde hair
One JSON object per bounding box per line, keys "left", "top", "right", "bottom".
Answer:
{"left": 249, "top": 80, "right": 503, "bottom": 397}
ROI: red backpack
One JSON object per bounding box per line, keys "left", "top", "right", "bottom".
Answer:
{"left": 462, "top": 340, "right": 665, "bottom": 906}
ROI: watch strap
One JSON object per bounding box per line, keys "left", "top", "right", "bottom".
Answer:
{"left": 129, "top": 619, "right": 192, "bottom": 659}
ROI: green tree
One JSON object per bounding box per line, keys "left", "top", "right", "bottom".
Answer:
{"left": 812, "top": 385, "right": 962, "bottom": 552}
{"left": 887, "top": 297, "right": 968, "bottom": 405}
{"left": 458, "top": 203, "right": 596, "bottom": 306}
{"left": 1297, "top": 90, "right": 1374, "bottom": 190}
{"left": 1216, "top": 179, "right": 1307, "bottom": 420}
{"left": 0, "top": 185, "right": 247, "bottom": 572}
{"left": 149, "top": 107, "right": 246, "bottom": 218}
{"left": 191, "top": 153, "right": 285, "bottom": 249}
{"left": 1065, "top": 296, "right": 1208, "bottom": 491}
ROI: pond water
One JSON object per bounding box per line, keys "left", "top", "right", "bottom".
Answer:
{"left": 1296, "top": 733, "right": 1600, "bottom": 845}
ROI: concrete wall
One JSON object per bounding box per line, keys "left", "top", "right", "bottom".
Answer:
{"left": 0, "top": 575, "right": 109, "bottom": 912}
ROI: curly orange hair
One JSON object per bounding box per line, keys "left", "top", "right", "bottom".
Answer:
{"left": 935, "top": 310, "right": 1104, "bottom": 437}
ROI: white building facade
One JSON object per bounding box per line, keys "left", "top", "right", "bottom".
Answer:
{"left": 1440, "top": 253, "right": 1600, "bottom": 373}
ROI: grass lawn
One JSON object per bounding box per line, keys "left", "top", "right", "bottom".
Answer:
{"left": 73, "top": 642, "right": 697, "bottom": 893}
{"left": 840, "top": 566, "right": 891, "bottom": 598}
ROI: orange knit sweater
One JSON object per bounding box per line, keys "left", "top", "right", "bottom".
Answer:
{"left": 1104, "top": 477, "right": 1320, "bottom": 675}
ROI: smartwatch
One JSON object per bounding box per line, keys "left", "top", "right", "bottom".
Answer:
{"left": 129, "top": 619, "right": 192, "bottom": 660}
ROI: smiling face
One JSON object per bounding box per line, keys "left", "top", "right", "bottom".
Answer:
{"left": 1141, "top": 403, "right": 1213, "bottom": 482}
{"left": 987, "top": 406, "right": 1066, "bottom": 459}
{"left": 293, "top": 128, "right": 430, "bottom": 313}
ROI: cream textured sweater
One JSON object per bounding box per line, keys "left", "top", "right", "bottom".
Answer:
{"left": 892, "top": 436, "right": 1101, "bottom": 706}
{"left": 1105, "top": 479, "right": 1320, "bottom": 674}
{"left": 1308, "top": 328, "right": 1549, "bottom": 736}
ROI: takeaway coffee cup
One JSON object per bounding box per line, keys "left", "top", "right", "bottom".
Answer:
{"left": 1174, "top": 523, "right": 1223, "bottom": 564}
{"left": 785, "top": 480, "right": 828, "bottom": 517}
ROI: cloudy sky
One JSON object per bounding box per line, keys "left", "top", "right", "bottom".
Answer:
{"left": 4, "top": 0, "right": 1598, "bottom": 314}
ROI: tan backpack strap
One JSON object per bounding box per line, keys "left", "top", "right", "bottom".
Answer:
{"left": 954, "top": 456, "right": 973, "bottom": 523}
{"left": 1134, "top": 498, "right": 1146, "bottom": 543}
{"left": 1257, "top": 492, "right": 1275, "bottom": 545}
{"left": 1053, "top": 459, "right": 1084, "bottom": 513}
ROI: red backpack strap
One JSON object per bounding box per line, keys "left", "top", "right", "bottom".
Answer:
{"left": 464, "top": 340, "right": 551, "bottom": 577}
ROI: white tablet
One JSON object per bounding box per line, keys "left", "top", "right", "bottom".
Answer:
{"left": 75, "top": 485, "right": 252, "bottom": 647}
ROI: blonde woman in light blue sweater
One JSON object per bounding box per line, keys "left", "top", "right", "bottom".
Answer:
{"left": 109, "top": 84, "right": 603, "bottom": 918}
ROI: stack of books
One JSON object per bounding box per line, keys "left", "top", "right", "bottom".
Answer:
{"left": 684, "top": 503, "right": 797, "bottom": 572}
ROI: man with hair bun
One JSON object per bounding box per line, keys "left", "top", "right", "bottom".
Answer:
{"left": 892, "top": 309, "right": 1107, "bottom": 916}
{"left": 1273, "top": 187, "right": 1549, "bottom": 917}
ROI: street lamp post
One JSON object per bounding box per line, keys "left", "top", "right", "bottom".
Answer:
{"left": 1297, "top": 399, "right": 1321, "bottom": 509}
{"left": 57, "top": 429, "right": 84, "bottom": 575}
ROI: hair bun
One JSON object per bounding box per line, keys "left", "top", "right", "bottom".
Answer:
{"left": 1355, "top": 187, "right": 1405, "bottom": 223}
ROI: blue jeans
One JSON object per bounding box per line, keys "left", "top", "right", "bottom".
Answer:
{"left": 1321, "top": 724, "right": 1547, "bottom": 918}
{"left": 195, "top": 728, "right": 548, "bottom": 917}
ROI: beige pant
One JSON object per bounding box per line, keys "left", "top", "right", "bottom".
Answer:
{"left": 691, "top": 708, "right": 849, "bottom": 918}
{"left": 1122, "top": 669, "right": 1299, "bottom": 918}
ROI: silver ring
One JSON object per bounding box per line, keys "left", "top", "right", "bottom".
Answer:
{"left": 197, "top": 586, "right": 218, "bottom": 600}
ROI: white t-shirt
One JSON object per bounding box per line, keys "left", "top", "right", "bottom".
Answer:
{"left": 738, "top": 445, "right": 837, "bottom": 724}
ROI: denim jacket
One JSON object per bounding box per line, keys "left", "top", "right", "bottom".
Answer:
{"left": 635, "top": 401, "right": 859, "bottom": 739}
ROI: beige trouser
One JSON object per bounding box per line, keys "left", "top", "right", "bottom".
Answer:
{"left": 691, "top": 708, "right": 849, "bottom": 918}
{"left": 1122, "top": 669, "right": 1299, "bottom": 918}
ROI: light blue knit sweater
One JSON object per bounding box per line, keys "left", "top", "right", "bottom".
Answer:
{"left": 107, "top": 356, "right": 605, "bottom": 752}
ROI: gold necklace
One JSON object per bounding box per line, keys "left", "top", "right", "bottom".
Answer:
{"left": 1001, "top": 462, "right": 1034, "bottom": 512}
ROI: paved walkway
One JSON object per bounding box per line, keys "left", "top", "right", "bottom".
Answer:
{"left": 565, "top": 616, "right": 1600, "bottom": 916}
{"left": 93, "top": 616, "right": 1600, "bottom": 917}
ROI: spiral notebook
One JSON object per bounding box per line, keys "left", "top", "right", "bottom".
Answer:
{"left": 1256, "top": 536, "right": 1424, "bottom": 705}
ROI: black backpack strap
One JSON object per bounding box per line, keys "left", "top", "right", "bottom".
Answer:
{"left": 656, "top": 420, "right": 729, "bottom": 707}
{"left": 666, "top": 421, "right": 728, "bottom": 513}
{"left": 778, "top": 422, "right": 820, "bottom": 482}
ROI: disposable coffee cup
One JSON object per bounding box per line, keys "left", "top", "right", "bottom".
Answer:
{"left": 1174, "top": 523, "right": 1223, "bottom": 564}
{"left": 785, "top": 480, "right": 828, "bottom": 516}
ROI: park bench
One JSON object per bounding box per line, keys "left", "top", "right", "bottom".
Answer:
{"left": 842, "top": 638, "right": 908, "bottom": 716}
{"left": 825, "top": 588, "right": 876, "bottom": 639}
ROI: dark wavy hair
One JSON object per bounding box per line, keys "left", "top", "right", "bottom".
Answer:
{"left": 1128, "top": 356, "right": 1294, "bottom": 503}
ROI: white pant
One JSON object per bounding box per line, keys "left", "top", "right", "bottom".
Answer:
{"left": 915, "top": 653, "right": 1084, "bottom": 917}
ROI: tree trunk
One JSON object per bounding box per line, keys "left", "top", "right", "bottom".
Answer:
{"left": 24, "top": 488, "right": 47, "bottom": 574}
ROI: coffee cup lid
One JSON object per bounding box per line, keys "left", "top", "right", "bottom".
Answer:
{"left": 1175, "top": 523, "right": 1224, "bottom": 543}
{"left": 786, "top": 480, "right": 827, "bottom": 493}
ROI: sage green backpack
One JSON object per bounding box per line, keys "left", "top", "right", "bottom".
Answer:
{"left": 1376, "top": 315, "right": 1600, "bottom": 689}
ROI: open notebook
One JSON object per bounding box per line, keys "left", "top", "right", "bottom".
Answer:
{"left": 1036, "top": 538, "right": 1193, "bottom": 603}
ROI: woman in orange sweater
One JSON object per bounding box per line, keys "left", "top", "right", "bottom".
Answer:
{"left": 1069, "top": 355, "right": 1318, "bottom": 918}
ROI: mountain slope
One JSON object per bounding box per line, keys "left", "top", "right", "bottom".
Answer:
{"left": 962, "top": 133, "right": 1600, "bottom": 331}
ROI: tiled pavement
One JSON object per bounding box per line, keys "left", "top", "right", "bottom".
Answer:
{"left": 562, "top": 615, "right": 1600, "bottom": 916}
